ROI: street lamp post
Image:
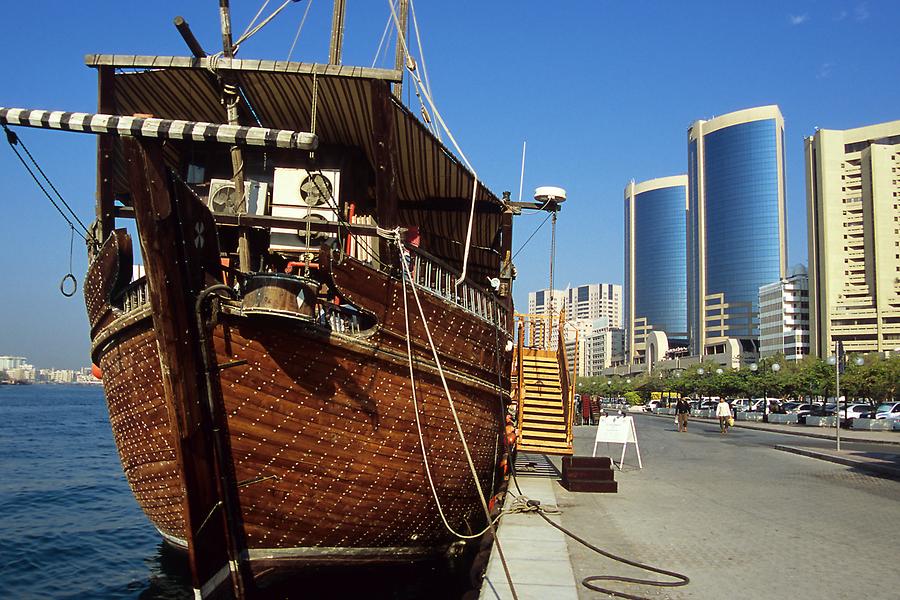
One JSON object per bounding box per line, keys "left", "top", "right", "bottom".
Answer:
{"left": 696, "top": 367, "right": 704, "bottom": 405}
{"left": 768, "top": 363, "right": 781, "bottom": 423}
{"left": 827, "top": 341, "right": 846, "bottom": 451}
{"left": 749, "top": 362, "right": 778, "bottom": 422}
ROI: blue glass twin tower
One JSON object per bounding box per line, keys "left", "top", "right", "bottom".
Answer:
{"left": 687, "top": 106, "right": 786, "bottom": 357}
{"left": 624, "top": 177, "right": 688, "bottom": 365}
{"left": 625, "top": 106, "right": 787, "bottom": 365}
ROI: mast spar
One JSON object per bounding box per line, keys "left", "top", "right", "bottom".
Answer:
{"left": 218, "top": 0, "right": 252, "bottom": 272}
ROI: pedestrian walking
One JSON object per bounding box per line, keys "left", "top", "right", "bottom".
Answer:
{"left": 675, "top": 398, "right": 691, "bottom": 432}
{"left": 716, "top": 398, "right": 732, "bottom": 434}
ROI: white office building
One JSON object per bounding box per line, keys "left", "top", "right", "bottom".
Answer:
{"left": 759, "top": 269, "right": 810, "bottom": 360}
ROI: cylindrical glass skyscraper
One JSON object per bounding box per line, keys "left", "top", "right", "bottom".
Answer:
{"left": 625, "top": 176, "right": 688, "bottom": 366}
{"left": 687, "top": 105, "right": 787, "bottom": 357}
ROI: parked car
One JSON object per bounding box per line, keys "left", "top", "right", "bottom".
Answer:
{"left": 839, "top": 403, "right": 876, "bottom": 419}
{"left": 808, "top": 403, "right": 835, "bottom": 417}
{"left": 644, "top": 400, "right": 664, "bottom": 412}
{"left": 785, "top": 403, "right": 816, "bottom": 417}
{"left": 750, "top": 398, "right": 783, "bottom": 413}
{"left": 699, "top": 400, "right": 718, "bottom": 411}
{"left": 874, "top": 402, "right": 900, "bottom": 420}
{"left": 731, "top": 398, "right": 753, "bottom": 413}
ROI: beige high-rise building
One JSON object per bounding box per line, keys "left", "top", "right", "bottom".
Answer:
{"left": 805, "top": 120, "right": 900, "bottom": 357}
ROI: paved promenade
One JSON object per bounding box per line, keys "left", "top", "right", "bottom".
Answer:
{"left": 482, "top": 414, "right": 900, "bottom": 599}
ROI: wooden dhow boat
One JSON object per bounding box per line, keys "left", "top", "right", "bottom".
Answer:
{"left": 1, "top": 3, "right": 519, "bottom": 597}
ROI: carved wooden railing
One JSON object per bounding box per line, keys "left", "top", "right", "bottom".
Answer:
{"left": 408, "top": 247, "right": 510, "bottom": 331}
{"left": 556, "top": 310, "right": 576, "bottom": 447}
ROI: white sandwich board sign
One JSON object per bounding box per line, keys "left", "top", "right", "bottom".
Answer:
{"left": 592, "top": 415, "right": 642, "bottom": 469}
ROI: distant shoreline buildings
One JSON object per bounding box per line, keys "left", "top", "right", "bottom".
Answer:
{"left": 0, "top": 355, "right": 99, "bottom": 385}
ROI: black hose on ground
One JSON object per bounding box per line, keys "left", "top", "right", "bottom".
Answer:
{"left": 508, "top": 456, "right": 690, "bottom": 599}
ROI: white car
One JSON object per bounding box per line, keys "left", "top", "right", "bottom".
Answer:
{"left": 731, "top": 398, "right": 753, "bottom": 413}
{"left": 874, "top": 402, "right": 900, "bottom": 420}
{"left": 838, "top": 404, "right": 875, "bottom": 419}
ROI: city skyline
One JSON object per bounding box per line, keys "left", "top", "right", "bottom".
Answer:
{"left": 1, "top": 1, "right": 898, "bottom": 367}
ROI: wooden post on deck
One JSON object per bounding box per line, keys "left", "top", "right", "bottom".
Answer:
{"left": 372, "top": 81, "right": 398, "bottom": 263}
{"left": 123, "top": 136, "right": 253, "bottom": 599}
{"left": 95, "top": 65, "right": 116, "bottom": 245}
{"left": 218, "top": 0, "right": 252, "bottom": 272}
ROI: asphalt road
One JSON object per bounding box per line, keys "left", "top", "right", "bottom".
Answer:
{"left": 645, "top": 412, "right": 900, "bottom": 455}
{"left": 545, "top": 414, "right": 900, "bottom": 599}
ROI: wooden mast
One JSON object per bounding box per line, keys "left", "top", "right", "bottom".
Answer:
{"left": 391, "top": 0, "right": 409, "bottom": 98}
{"left": 218, "top": 0, "right": 252, "bottom": 272}
{"left": 123, "top": 136, "right": 253, "bottom": 599}
{"left": 95, "top": 65, "right": 116, "bottom": 245}
{"left": 329, "top": 0, "right": 347, "bottom": 65}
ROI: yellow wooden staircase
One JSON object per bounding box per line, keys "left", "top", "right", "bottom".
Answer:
{"left": 514, "top": 313, "right": 574, "bottom": 455}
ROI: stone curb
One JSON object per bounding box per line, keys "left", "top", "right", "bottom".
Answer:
{"left": 774, "top": 445, "right": 900, "bottom": 480}
{"left": 638, "top": 411, "right": 900, "bottom": 446}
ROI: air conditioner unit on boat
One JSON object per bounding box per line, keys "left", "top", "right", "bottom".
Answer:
{"left": 207, "top": 179, "right": 268, "bottom": 216}
{"left": 273, "top": 167, "right": 340, "bottom": 209}
{"left": 270, "top": 168, "right": 341, "bottom": 252}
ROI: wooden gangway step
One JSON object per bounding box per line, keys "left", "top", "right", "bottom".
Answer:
{"left": 516, "top": 346, "right": 572, "bottom": 456}
{"left": 522, "top": 408, "right": 564, "bottom": 418}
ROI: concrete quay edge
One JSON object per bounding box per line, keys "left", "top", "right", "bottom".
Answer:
{"left": 479, "top": 475, "right": 578, "bottom": 600}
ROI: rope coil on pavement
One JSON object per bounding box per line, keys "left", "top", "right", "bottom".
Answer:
{"left": 508, "top": 461, "right": 690, "bottom": 600}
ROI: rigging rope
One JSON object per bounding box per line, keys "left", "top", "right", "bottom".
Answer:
{"left": 371, "top": 6, "right": 394, "bottom": 68}
{"left": 231, "top": 0, "right": 297, "bottom": 54}
{"left": 238, "top": 0, "right": 271, "bottom": 43}
{"left": 511, "top": 211, "right": 552, "bottom": 260}
{"left": 59, "top": 225, "right": 78, "bottom": 297}
{"left": 386, "top": 0, "right": 480, "bottom": 287}
{"left": 399, "top": 261, "right": 495, "bottom": 540}
{"left": 2, "top": 123, "right": 90, "bottom": 242}
{"left": 409, "top": 1, "right": 439, "bottom": 141}
{"left": 286, "top": 0, "right": 314, "bottom": 62}
{"left": 392, "top": 231, "right": 519, "bottom": 600}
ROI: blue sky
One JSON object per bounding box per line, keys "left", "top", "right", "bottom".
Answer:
{"left": 1, "top": 1, "right": 897, "bottom": 368}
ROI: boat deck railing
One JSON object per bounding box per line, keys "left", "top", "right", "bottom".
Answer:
{"left": 120, "top": 277, "right": 149, "bottom": 313}
{"left": 408, "top": 248, "right": 509, "bottom": 331}
{"left": 114, "top": 250, "right": 509, "bottom": 334}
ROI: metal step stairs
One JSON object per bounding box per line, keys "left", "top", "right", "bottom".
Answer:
{"left": 516, "top": 348, "right": 573, "bottom": 455}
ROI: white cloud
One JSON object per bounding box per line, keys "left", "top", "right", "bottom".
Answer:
{"left": 788, "top": 13, "right": 809, "bottom": 25}
{"left": 816, "top": 62, "right": 835, "bottom": 79}
{"left": 854, "top": 2, "right": 870, "bottom": 21}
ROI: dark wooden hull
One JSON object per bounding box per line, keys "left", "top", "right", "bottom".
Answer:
{"left": 90, "top": 250, "right": 511, "bottom": 570}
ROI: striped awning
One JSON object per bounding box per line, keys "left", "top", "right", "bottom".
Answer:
{"left": 92, "top": 55, "right": 504, "bottom": 275}
{"left": 0, "top": 107, "right": 317, "bottom": 150}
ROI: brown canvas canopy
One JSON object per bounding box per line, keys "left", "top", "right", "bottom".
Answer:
{"left": 88, "top": 55, "right": 506, "bottom": 278}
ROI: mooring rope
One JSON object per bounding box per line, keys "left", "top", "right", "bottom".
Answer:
{"left": 392, "top": 231, "right": 519, "bottom": 600}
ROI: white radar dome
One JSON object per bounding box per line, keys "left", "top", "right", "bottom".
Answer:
{"left": 534, "top": 186, "right": 567, "bottom": 203}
